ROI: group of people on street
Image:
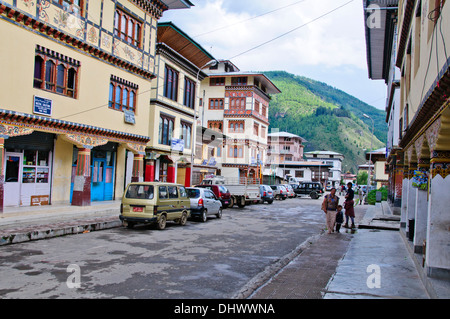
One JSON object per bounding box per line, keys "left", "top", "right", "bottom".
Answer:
{"left": 322, "top": 182, "right": 356, "bottom": 234}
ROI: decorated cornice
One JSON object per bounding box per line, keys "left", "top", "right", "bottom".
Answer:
{"left": 0, "top": 3, "right": 156, "bottom": 80}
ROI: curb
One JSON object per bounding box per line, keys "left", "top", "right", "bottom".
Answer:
{"left": 0, "top": 217, "right": 122, "bottom": 246}
{"left": 231, "top": 232, "right": 323, "bottom": 299}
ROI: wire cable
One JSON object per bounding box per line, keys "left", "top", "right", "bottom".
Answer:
{"left": 227, "top": 0, "right": 355, "bottom": 61}
{"left": 192, "top": 0, "right": 309, "bottom": 38}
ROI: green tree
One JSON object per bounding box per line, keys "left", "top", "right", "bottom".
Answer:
{"left": 356, "top": 171, "right": 368, "bottom": 185}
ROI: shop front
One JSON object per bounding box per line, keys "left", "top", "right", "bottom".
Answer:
{"left": 70, "top": 142, "right": 117, "bottom": 203}
{"left": 3, "top": 131, "right": 53, "bottom": 207}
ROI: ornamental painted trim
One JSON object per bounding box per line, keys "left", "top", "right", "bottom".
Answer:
{"left": 126, "top": 142, "right": 146, "bottom": 155}
{"left": 430, "top": 150, "right": 450, "bottom": 179}
{"left": 425, "top": 117, "right": 442, "bottom": 153}
{"left": 63, "top": 133, "right": 109, "bottom": 149}
{"left": 0, "top": 124, "right": 34, "bottom": 138}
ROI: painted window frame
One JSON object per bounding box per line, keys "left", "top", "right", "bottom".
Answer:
{"left": 114, "top": 8, "right": 143, "bottom": 48}
{"left": 53, "top": 0, "right": 84, "bottom": 16}
{"left": 164, "top": 65, "right": 179, "bottom": 101}
{"left": 34, "top": 52, "right": 79, "bottom": 99}
{"left": 209, "top": 98, "right": 224, "bottom": 110}
{"left": 159, "top": 113, "right": 175, "bottom": 146}
{"left": 183, "top": 77, "right": 196, "bottom": 109}
{"left": 108, "top": 76, "right": 138, "bottom": 113}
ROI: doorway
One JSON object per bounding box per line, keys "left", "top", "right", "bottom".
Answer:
{"left": 4, "top": 152, "right": 23, "bottom": 206}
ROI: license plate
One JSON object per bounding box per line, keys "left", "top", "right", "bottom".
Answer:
{"left": 133, "top": 206, "right": 144, "bottom": 212}
{"left": 224, "top": 201, "right": 229, "bottom": 204}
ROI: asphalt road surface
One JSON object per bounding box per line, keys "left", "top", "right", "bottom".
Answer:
{"left": 0, "top": 196, "right": 326, "bottom": 299}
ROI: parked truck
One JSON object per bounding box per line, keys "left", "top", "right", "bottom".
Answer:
{"left": 200, "top": 175, "right": 260, "bottom": 208}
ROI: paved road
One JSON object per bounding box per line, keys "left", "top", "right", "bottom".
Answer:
{"left": 0, "top": 197, "right": 326, "bottom": 299}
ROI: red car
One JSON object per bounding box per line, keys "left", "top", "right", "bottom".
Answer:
{"left": 195, "top": 184, "right": 232, "bottom": 208}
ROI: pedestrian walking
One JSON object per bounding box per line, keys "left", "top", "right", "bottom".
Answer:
{"left": 335, "top": 205, "right": 344, "bottom": 233}
{"left": 358, "top": 186, "right": 363, "bottom": 205}
{"left": 344, "top": 182, "right": 355, "bottom": 229}
{"left": 322, "top": 188, "right": 339, "bottom": 234}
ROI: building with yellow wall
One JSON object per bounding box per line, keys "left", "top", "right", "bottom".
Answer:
{"left": 145, "top": 21, "right": 215, "bottom": 186}
{"left": 0, "top": 0, "right": 192, "bottom": 210}
{"left": 199, "top": 60, "right": 281, "bottom": 183}
{"left": 364, "top": 0, "right": 450, "bottom": 282}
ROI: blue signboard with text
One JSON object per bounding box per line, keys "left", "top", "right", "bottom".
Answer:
{"left": 33, "top": 96, "right": 52, "bottom": 117}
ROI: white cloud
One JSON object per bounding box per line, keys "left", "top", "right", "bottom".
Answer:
{"left": 161, "top": 0, "right": 387, "bottom": 110}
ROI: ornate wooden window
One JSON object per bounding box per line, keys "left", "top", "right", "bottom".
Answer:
{"left": 231, "top": 77, "right": 247, "bottom": 86}
{"left": 108, "top": 76, "right": 138, "bottom": 113}
{"left": 228, "top": 145, "right": 244, "bottom": 158}
{"left": 210, "top": 77, "right": 225, "bottom": 86}
{"left": 114, "top": 8, "right": 142, "bottom": 48}
{"left": 208, "top": 121, "right": 223, "bottom": 133}
{"left": 34, "top": 46, "right": 80, "bottom": 98}
{"left": 209, "top": 98, "right": 224, "bottom": 110}
{"left": 180, "top": 121, "right": 192, "bottom": 149}
{"left": 53, "top": 0, "right": 83, "bottom": 15}
{"left": 229, "top": 121, "right": 245, "bottom": 133}
{"left": 229, "top": 97, "right": 246, "bottom": 111}
{"left": 164, "top": 65, "right": 179, "bottom": 101}
{"left": 159, "top": 114, "right": 175, "bottom": 146}
{"left": 183, "top": 77, "right": 196, "bottom": 109}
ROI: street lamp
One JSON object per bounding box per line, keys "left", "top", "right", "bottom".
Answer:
{"left": 363, "top": 114, "right": 374, "bottom": 191}
{"left": 190, "top": 59, "right": 219, "bottom": 186}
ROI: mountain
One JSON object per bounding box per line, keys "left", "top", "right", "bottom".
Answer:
{"left": 265, "top": 71, "right": 387, "bottom": 173}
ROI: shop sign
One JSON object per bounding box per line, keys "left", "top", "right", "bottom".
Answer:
{"left": 124, "top": 110, "right": 136, "bottom": 125}
{"left": 31, "top": 195, "right": 49, "bottom": 206}
{"left": 33, "top": 96, "right": 53, "bottom": 117}
{"left": 171, "top": 138, "right": 184, "bottom": 152}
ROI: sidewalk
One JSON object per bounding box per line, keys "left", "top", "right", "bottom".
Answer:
{"left": 250, "top": 202, "right": 449, "bottom": 299}
{"left": 0, "top": 201, "right": 121, "bottom": 246}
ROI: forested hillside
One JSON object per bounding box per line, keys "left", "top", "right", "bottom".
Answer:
{"left": 265, "top": 71, "right": 387, "bottom": 173}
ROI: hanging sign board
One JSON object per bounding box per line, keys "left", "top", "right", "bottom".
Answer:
{"left": 33, "top": 96, "right": 53, "bottom": 117}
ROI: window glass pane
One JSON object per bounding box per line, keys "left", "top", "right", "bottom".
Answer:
{"left": 56, "top": 64, "right": 65, "bottom": 93}
{"left": 123, "top": 89, "right": 128, "bottom": 108}
{"left": 34, "top": 56, "right": 43, "bottom": 88}
{"left": 130, "top": 90, "right": 135, "bottom": 110}
{"left": 115, "top": 85, "right": 121, "bottom": 109}
{"left": 109, "top": 83, "right": 114, "bottom": 108}
{"left": 45, "top": 60, "right": 55, "bottom": 90}
{"left": 159, "top": 117, "right": 163, "bottom": 144}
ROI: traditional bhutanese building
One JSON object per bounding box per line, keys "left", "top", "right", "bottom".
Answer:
{"left": 0, "top": 0, "right": 192, "bottom": 210}
{"left": 145, "top": 21, "right": 215, "bottom": 186}
{"left": 364, "top": 0, "right": 450, "bottom": 283}
{"left": 199, "top": 60, "right": 281, "bottom": 183}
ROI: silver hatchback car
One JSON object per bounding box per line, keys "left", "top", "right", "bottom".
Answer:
{"left": 186, "top": 187, "right": 223, "bottom": 222}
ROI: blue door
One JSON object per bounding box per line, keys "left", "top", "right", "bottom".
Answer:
{"left": 70, "top": 153, "right": 115, "bottom": 203}
{"left": 91, "top": 158, "right": 106, "bottom": 201}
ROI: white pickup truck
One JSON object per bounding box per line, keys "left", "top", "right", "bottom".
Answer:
{"left": 200, "top": 176, "right": 260, "bottom": 208}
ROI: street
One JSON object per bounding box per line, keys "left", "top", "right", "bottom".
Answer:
{"left": 0, "top": 197, "right": 326, "bottom": 299}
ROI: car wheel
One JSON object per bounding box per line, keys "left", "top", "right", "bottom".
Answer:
{"left": 201, "top": 210, "right": 207, "bottom": 222}
{"left": 228, "top": 197, "right": 234, "bottom": 208}
{"left": 310, "top": 191, "right": 319, "bottom": 200}
{"left": 237, "top": 197, "right": 245, "bottom": 208}
{"left": 216, "top": 208, "right": 222, "bottom": 219}
{"left": 179, "top": 212, "right": 188, "bottom": 226}
{"left": 267, "top": 200, "right": 273, "bottom": 204}
{"left": 157, "top": 214, "right": 167, "bottom": 230}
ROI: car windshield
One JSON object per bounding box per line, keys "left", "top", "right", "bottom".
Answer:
{"left": 187, "top": 188, "right": 200, "bottom": 199}
{"left": 219, "top": 185, "right": 228, "bottom": 193}
{"left": 125, "top": 185, "right": 154, "bottom": 199}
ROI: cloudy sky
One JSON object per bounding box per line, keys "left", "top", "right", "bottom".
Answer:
{"left": 160, "top": 0, "right": 388, "bottom": 110}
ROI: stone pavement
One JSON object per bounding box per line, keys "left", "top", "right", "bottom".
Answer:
{"left": 0, "top": 201, "right": 121, "bottom": 246}
{"left": 250, "top": 203, "right": 449, "bottom": 299}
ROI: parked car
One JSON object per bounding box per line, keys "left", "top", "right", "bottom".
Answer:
{"left": 195, "top": 184, "right": 232, "bottom": 208}
{"left": 291, "top": 182, "right": 324, "bottom": 199}
{"left": 270, "top": 185, "right": 288, "bottom": 200}
{"left": 186, "top": 187, "right": 222, "bottom": 222}
{"left": 259, "top": 185, "right": 274, "bottom": 204}
{"left": 120, "top": 182, "right": 190, "bottom": 230}
{"left": 282, "top": 184, "right": 296, "bottom": 198}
